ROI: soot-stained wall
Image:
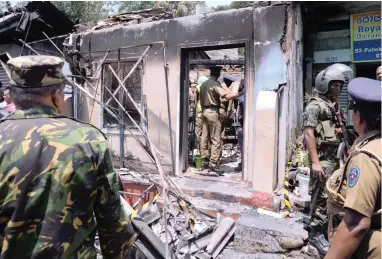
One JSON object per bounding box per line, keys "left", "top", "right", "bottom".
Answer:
{"left": 72, "top": 8, "right": 254, "bottom": 167}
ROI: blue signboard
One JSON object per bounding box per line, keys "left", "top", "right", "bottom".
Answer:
{"left": 351, "top": 12, "right": 382, "bottom": 63}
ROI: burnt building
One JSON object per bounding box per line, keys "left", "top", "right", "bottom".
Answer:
{"left": 65, "top": 2, "right": 380, "bottom": 207}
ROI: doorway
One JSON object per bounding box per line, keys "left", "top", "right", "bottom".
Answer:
{"left": 355, "top": 63, "right": 380, "bottom": 79}
{"left": 177, "top": 42, "right": 250, "bottom": 181}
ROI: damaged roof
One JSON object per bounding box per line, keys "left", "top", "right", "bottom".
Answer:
{"left": 74, "top": 8, "right": 174, "bottom": 33}
{"left": 0, "top": 1, "right": 73, "bottom": 44}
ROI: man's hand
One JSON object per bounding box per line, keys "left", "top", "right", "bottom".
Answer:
{"left": 335, "top": 128, "right": 343, "bottom": 135}
{"left": 312, "top": 161, "right": 325, "bottom": 182}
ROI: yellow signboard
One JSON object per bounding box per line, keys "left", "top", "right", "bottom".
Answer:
{"left": 351, "top": 11, "right": 381, "bottom": 63}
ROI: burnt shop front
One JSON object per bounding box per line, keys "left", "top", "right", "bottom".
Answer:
{"left": 304, "top": 5, "right": 381, "bottom": 125}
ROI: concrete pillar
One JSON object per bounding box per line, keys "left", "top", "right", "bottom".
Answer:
{"left": 253, "top": 90, "right": 278, "bottom": 193}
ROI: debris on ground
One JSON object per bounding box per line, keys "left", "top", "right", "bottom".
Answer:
{"left": 114, "top": 170, "right": 236, "bottom": 259}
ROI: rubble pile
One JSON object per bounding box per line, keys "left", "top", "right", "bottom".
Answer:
{"left": 116, "top": 171, "right": 236, "bottom": 259}
{"left": 150, "top": 202, "right": 234, "bottom": 258}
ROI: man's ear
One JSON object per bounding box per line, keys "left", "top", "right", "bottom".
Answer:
{"left": 52, "top": 85, "right": 64, "bottom": 113}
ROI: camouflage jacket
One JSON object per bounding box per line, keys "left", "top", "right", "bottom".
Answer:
{"left": 0, "top": 106, "right": 134, "bottom": 259}
{"left": 302, "top": 95, "right": 341, "bottom": 160}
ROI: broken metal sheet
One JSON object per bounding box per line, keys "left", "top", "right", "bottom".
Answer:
{"left": 132, "top": 217, "right": 171, "bottom": 259}
{"left": 140, "top": 204, "right": 161, "bottom": 224}
{"left": 194, "top": 251, "right": 212, "bottom": 259}
{"left": 206, "top": 217, "right": 235, "bottom": 258}
{"left": 179, "top": 233, "right": 213, "bottom": 254}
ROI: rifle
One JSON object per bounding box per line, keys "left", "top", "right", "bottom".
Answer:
{"left": 328, "top": 103, "right": 358, "bottom": 157}
{"left": 329, "top": 103, "right": 350, "bottom": 150}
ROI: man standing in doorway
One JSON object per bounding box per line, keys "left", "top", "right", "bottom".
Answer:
{"left": 199, "top": 66, "right": 244, "bottom": 174}
{"left": 303, "top": 63, "right": 352, "bottom": 257}
{"left": 195, "top": 76, "right": 209, "bottom": 154}
{"left": 376, "top": 65, "right": 381, "bottom": 81}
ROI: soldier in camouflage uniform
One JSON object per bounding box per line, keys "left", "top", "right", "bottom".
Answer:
{"left": 303, "top": 63, "right": 353, "bottom": 257}
{"left": 0, "top": 56, "right": 134, "bottom": 258}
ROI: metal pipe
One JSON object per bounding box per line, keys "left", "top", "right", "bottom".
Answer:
{"left": 163, "top": 46, "right": 175, "bottom": 176}
{"left": 108, "top": 65, "right": 148, "bottom": 123}
{"left": 73, "top": 87, "right": 78, "bottom": 119}
{"left": 119, "top": 191, "right": 142, "bottom": 197}
{"left": 23, "top": 40, "right": 158, "bottom": 166}
{"left": 105, "top": 45, "right": 152, "bottom": 106}
{"left": 69, "top": 79, "right": 121, "bottom": 123}
{"left": 88, "top": 51, "right": 110, "bottom": 79}
{"left": 103, "top": 83, "right": 162, "bottom": 157}
{"left": 19, "top": 39, "right": 40, "bottom": 55}
{"left": 190, "top": 59, "right": 244, "bottom": 65}
{"left": 104, "top": 84, "right": 146, "bottom": 134}
{"left": 76, "top": 41, "right": 164, "bottom": 55}
{"left": 14, "top": 40, "right": 111, "bottom": 124}
{"left": 42, "top": 31, "right": 98, "bottom": 93}
{"left": 118, "top": 48, "right": 125, "bottom": 169}
{"left": 25, "top": 34, "right": 69, "bottom": 45}
{"left": 89, "top": 51, "right": 110, "bottom": 122}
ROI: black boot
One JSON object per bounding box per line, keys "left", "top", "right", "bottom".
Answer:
{"left": 309, "top": 229, "right": 329, "bottom": 258}
{"left": 208, "top": 166, "right": 225, "bottom": 176}
{"left": 234, "top": 162, "right": 242, "bottom": 172}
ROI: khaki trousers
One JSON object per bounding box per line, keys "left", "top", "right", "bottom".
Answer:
{"left": 195, "top": 116, "right": 203, "bottom": 152}
{"left": 200, "top": 109, "right": 223, "bottom": 167}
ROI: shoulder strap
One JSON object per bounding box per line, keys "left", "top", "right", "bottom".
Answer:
{"left": 337, "top": 142, "right": 382, "bottom": 193}
{"left": 309, "top": 97, "right": 328, "bottom": 117}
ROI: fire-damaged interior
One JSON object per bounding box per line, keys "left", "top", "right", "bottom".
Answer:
{"left": 186, "top": 47, "right": 246, "bottom": 178}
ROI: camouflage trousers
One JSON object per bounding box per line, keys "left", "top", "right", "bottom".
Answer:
{"left": 309, "top": 159, "right": 338, "bottom": 234}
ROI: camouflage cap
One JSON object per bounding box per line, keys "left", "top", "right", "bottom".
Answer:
{"left": 7, "top": 55, "right": 65, "bottom": 87}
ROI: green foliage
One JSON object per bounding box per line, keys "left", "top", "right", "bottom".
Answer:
{"left": 0, "top": 1, "right": 29, "bottom": 12}
{"left": 118, "top": 1, "right": 206, "bottom": 17}
{"left": 52, "top": 1, "right": 118, "bottom": 23}
{"left": 118, "top": 1, "right": 157, "bottom": 13}
{"left": 213, "top": 1, "right": 254, "bottom": 11}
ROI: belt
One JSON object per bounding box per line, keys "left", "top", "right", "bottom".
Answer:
{"left": 204, "top": 105, "right": 218, "bottom": 110}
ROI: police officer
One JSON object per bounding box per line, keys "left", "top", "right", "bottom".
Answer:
{"left": 195, "top": 76, "right": 209, "bottom": 154}
{"left": 376, "top": 66, "right": 381, "bottom": 81}
{"left": 325, "top": 78, "right": 381, "bottom": 259}
{"left": 199, "top": 66, "right": 243, "bottom": 173}
{"left": 0, "top": 56, "right": 134, "bottom": 258}
{"left": 303, "top": 63, "right": 352, "bottom": 256}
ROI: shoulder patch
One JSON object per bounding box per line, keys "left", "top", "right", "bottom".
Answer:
{"left": 348, "top": 166, "right": 360, "bottom": 188}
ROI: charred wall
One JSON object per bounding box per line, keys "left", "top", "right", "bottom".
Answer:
{"left": 70, "top": 8, "right": 254, "bottom": 167}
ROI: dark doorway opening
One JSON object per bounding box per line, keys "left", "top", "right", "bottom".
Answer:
{"left": 178, "top": 42, "right": 249, "bottom": 182}
{"left": 356, "top": 63, "right": 380, "bottom": 80}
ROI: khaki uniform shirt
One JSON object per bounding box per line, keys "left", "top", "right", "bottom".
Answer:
{"left": 344, "top": 132, "right": 381, "bottom": 259}
{"left": 200, "top": 79, "right": 228, "bottom": 107}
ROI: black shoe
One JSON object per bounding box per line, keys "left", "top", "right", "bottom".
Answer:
{"left": 234, "top": 163, "right": 242, "bottom": 172}
{"left": 208, "top": 166, "right": 225, "bottom": 176}
{"left": 201, "top": 161, "right": 209, "bottom": 170}
{"left": 309, "top": 232, "right": 328, "bottom": 258}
